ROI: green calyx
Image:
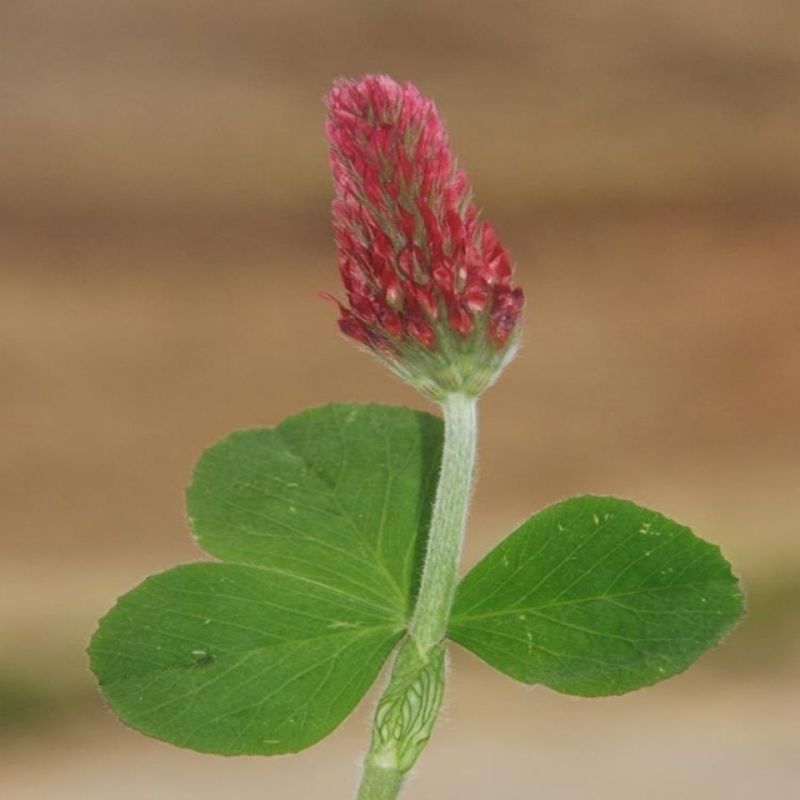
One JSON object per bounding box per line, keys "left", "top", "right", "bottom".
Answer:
{"left": 375, "top": 322, "right": 522, "bottom": 400}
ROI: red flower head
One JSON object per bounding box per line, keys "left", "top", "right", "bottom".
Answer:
{"left": 324, "top": 75, "right": 524, "bottom": 399}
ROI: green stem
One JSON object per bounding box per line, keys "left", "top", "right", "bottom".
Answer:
{"left": 355, "top": 392, "right": 478, "bottom": 800}
{"left": 357, "top": 764, "right": 404, "bottom": 800}
{"left": 409, "top": 392, "right": 478, "bottom": 653}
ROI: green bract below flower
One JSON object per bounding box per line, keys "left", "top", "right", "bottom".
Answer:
{"left": 325, "top": 74, "right": 524, "bottom": 399}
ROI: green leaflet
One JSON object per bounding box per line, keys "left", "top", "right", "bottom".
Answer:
{"left": 449, "top": 496, "right": 744, "bottom": 696}
{"left": 187, "top": 403, "right": 443, "bottom": 617}
{"left": 90, "top": 563, "right": 402, "bottom": 755}
{"left": 89, "top": 404, "right": 443, "bottom": 755}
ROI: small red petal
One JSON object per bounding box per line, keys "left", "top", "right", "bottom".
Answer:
{"left": 338, "top": 312, "right": 371, "bottom": 345}
{"left": 488, "top": 286, "right": 525, "bottom": 345}
{"left": 449, "top": 303, "right": 473, "bottom": 337}
{"left": 406, "top": 318, "right": 436, "bottom": 349}
{"left": 462, "top": 283, "right": 489, "bottom": 313}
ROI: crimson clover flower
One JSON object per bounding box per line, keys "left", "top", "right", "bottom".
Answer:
{"left": 324, "top": 74, "right": 524, "bottom": 399}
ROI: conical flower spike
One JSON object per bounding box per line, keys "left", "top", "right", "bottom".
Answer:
{"left": 325, "top": 74, "right": 524, "bottom": 399}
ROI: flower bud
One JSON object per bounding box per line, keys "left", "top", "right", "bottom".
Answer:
{"left": 325, "top": 75, "right": 524, "bottom": 399}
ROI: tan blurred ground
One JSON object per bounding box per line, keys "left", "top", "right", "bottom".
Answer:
{"left": 1, "top": 1, "right": 799, "bottom": 797}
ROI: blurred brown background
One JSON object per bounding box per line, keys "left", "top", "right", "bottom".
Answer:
{"left": 2, "top": 1, "right": 799, "bottom": 797}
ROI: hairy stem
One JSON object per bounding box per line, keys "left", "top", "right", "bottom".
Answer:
{"left": 409, "top": 392, "right": 478, "bottom": 652}
{"left": 356, "top": 392, "right": 478, "bottom": 800}
{"left": 357, "top": 764, "right": 405, "bottom": 800}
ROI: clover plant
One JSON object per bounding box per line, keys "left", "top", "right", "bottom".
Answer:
{"left": 89, "top": 75, "right": 744, "bottom": 800}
